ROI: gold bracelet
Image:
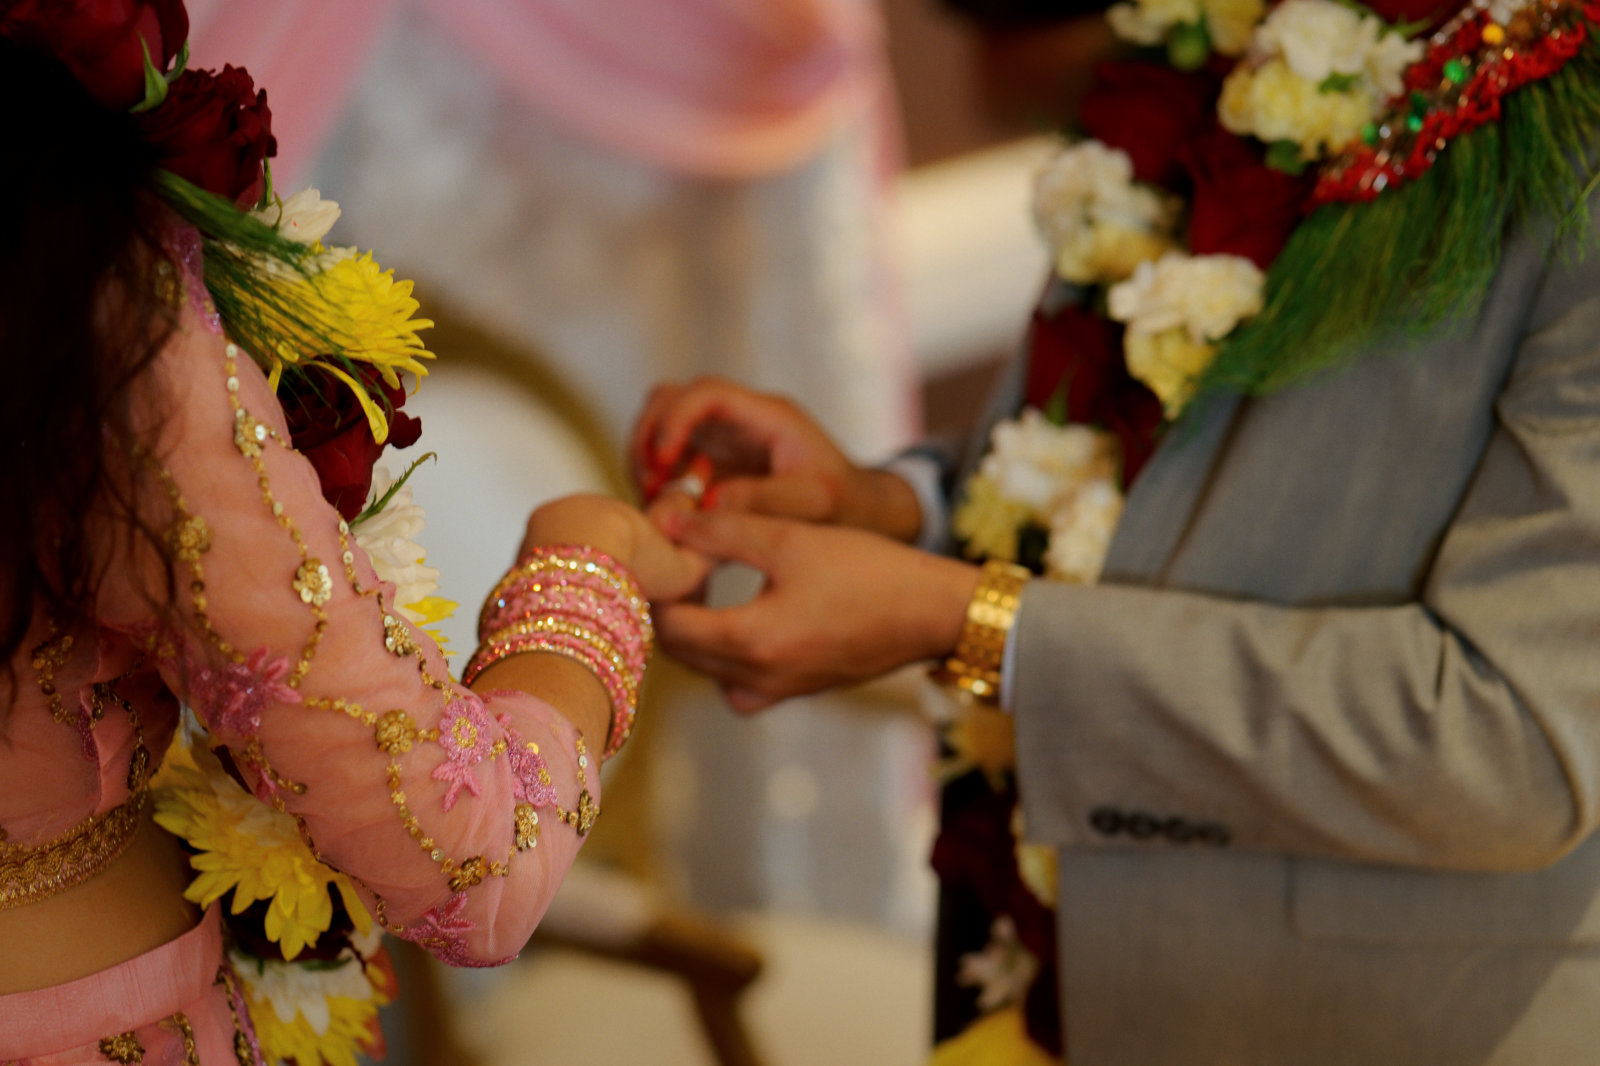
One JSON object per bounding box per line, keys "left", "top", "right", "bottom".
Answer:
{"left": 930, "top": 560, "right": 1031, "bottom": 705}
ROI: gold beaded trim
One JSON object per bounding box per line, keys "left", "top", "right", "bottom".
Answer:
{"left": 930, "top": 560, "right": 1031, "bottom": 705}
{"left": 0, "top": 791, "right": 148, "bottom": 910}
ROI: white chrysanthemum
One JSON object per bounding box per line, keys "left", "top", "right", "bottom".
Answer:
{"left": 957, "top": 917, "right": 1040, "bottom": 1013}
{"left": 1108, "top": 252, "right": 1265, "bottom": 344}
{"left": 1043, "top": 477, "right": 1123, "bottom": 583}
{"left": 1033, "top": 141, "right": 1177, "bottom": 284}
{"left": 979, "top": 411, "right": 1117, "bottom": 516}
{"left": 255, "top": 187, "right": 343, "bottom": 247}
{"left": 354, "top": 466, "right": 440, "bottom": 624}
{"left": 235, "top": 952, "right": 373, "bottom": 1035}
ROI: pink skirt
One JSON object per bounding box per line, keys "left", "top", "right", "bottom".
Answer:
{"left": 0, "top": 907, "right": 261, "bottom": 1065}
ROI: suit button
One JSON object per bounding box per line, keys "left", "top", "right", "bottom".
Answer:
{"left": 1193, "top": 822, "right": 1232, "bottom": 847}
{"left": 1125, "top": 812, "right": 1160, "bottom": 839}
{"left": 1162, "top": 817, "right": 1194, "bottom": 844}
{"left": 1089, "top": 806, "right": 1124, "bottom": 836}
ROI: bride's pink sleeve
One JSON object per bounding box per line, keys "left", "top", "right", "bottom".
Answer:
{"left": 98, "top": 304, "right": 595, "bottom": 967}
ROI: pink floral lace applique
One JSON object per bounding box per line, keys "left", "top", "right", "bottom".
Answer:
{"left": 400, "top": 891, "right": 513, "bottom": 968}
{"left": 430, "top": 693, "right": 494, "bottom": 812}
{"left": 189, "top": 646, "right": 301, "bottom": 736}
{"left": 498, "top": 713, "right": 557, "bottom": 808}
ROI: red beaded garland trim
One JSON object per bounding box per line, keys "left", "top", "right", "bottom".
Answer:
{"left": 1315, "top": 0, "right": 1593, "bottom": 205}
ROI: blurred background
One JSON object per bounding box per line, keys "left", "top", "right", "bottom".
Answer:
{"left": 184, "top": 1, "right": 1097, "bottom": 1061}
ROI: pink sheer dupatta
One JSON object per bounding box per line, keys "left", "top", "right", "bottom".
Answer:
{"left": 186, "top": 0, "right": 886, "bottom": 183}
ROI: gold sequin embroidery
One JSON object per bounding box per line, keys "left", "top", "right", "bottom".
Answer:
{"left": 31, "top": 627, "right": 75, "bottom": 726}
{"left": 294, "top": 560, "right": 333, "bottom": 607}
{"left": 375, "top": 709, "right": 419, "bottom": 754}
{"left": 449, "top": 854, "right": 487, "bottom": 891}
{"left": 97, "top": 1031, "right": 144, "bottom": 1064}
{"left": 383, "top": 613, "right": 418, "bottom": 657}
{"left": 514, "top": 804, "right": 541, "bottom": 850}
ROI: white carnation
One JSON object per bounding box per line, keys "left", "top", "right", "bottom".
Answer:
{"left": 979, "top": 411, "right": 1115, "bottom": 517}
{"left": 957, "top": 917, "right": 1039, "bottom": 1013}
{"left": 1255, "top": 0, "right": 1370, "bottom": 83}
{"left": 1106, "top": 0, "right": 1203, "bottom": 44}
{"left": 1032, "top": 141, "right": 1177, "bottom": 283}
{"left": 353, "top": 466, "right": 440, "bottom": 623}
{"left": 1044, "top": 476, "right": 1123, "bottom": 583}
{"left": 235, "top": 952, "right": 373, "bottom": 1035}
{"left": 1251, "top": 0, "right": 1422, "bottom": 96}
{"left": 1107, "top": 252, "right": 1264, "bottom": 343}
{"left": 1362, "top": 24, "right": 1424, "bottom": 98}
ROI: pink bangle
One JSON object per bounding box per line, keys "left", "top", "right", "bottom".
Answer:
{"left": 468, "top": 545, "right": 651, "bottom": 759}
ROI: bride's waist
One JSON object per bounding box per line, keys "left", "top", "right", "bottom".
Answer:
{"left": 0, "top": 803, "right": 199, "bottom": 994}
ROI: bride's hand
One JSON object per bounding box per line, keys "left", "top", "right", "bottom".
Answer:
{"left": 520, "top": 493, "right": 711, "bottom": 605}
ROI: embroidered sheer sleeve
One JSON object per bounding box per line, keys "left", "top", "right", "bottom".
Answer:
{"left": 95, "top": 304, "right": 597, "bottom": 966}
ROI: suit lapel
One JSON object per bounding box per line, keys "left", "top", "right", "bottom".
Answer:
{"left": 1103, "top": 390, "right": 1243, "bottom": 584}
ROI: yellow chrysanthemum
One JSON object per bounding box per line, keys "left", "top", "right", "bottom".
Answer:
{"left": 952, "top": 475, "right": 1032, "bottom": 563}
{"left": 245, "top": 989, "right": 381, "bottom": 1066}
{"left": 927, "top": 1006, "right": 1060, "bottom": 1066}
{"left": 407, "top": 594, "right": 458, "bottom": 652}
{"left": 152, "top": 742, "right": 371, "bottom": 960}
{"left": 248, "top": 251, "right": 435, "bottom": 443}
{"left": 941, "top": 703, "right": 1018, "bottom": 785}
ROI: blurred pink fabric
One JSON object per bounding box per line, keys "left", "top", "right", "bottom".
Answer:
{"left": 185, "top": 0, "right": 886, "bottom": 184}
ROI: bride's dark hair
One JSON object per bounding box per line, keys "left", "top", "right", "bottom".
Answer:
{"left": 0, "top": 37, "right": 177, "bottom": 677}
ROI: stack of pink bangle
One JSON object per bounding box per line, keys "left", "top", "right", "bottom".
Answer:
{"left": 464, "top": 545, "right": 653, "bottom": 760}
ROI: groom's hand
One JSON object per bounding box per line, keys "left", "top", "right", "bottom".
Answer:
{"left": 630, "top": 376, "right": 922, "bottom": 541}
{"left": 653, "top": 507, "right": 979, "bottom": 713}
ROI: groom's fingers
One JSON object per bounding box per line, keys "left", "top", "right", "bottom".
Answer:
{"left": 655, "top": 603, "right": 762, "bottom": 680}
{"left": 667, "top": 508, "right": 786, "bottom": 573}
{"left": 707, "top": 473, "right": 832, "bottom": 521}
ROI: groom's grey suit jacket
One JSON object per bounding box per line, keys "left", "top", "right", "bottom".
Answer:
{"left": 968, "top": 207, "right": 1600, "bottom": 1063}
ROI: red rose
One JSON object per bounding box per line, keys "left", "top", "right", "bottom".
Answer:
{"left": 1, "top": 0, "right": 188, "bottom": 110}
{"left": 1025, "top": 299, "right": 1166, "bottom": 485}
{"left": 1363, "top": 0, "right": 1464, "bottom": 26}
{"left": 1079, "top": 61, "right": 1220, "bottom": 190}
{"left": 283, "top": 364, "right": 423, "bottom": 522}
{"left": 136, "top": 64, "right": 276, "bottom": 204}
{"left": 1180, "top": 122, "right": 1313, "bottom": 270}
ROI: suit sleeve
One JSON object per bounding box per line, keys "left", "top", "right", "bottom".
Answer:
{"left": 97, "top": 305, "right": 597, "bottom": 966}
{"left": 1012, "top": 230, "right": 1600, "bottom": 873}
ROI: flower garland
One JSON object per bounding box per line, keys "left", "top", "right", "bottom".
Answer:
{"left": 2, "top": 2, "right": 456, "bottom": 1061}
{"left": 932, "top": 0, "right": 1600, "bottom": 1059}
